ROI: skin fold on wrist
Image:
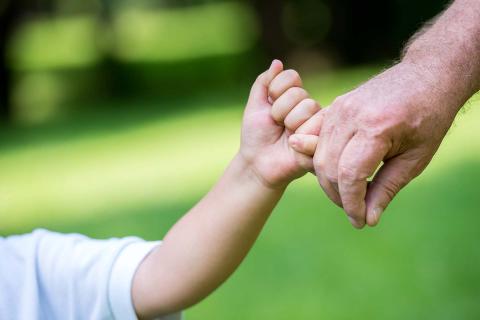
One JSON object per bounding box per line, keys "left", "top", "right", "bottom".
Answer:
{"left": 232, "top": 153, "right": 288, "bottom": 193}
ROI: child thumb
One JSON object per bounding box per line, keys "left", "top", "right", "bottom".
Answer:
{"left": 248, "top": 60, "right": 283, "bottom": 107}
{"left": 289, "top": 134, "right": 318, "bottom": 156}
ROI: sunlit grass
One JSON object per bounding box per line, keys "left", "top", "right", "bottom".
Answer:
{"left": 0, "top": 106, "right": 242, "bottom": 229}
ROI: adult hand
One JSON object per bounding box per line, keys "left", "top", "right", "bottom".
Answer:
{"left": 291, "top": 61, "right": 463, "bottom": 228}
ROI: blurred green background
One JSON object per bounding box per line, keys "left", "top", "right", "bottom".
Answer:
{"left": 2, "top": 0, "right": 480, "bottom": 319}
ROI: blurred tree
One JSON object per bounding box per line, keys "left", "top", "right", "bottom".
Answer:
{"left": 0, "top": 0, "right": 20, "bottom": 123}
{"left": 248, "top": 0, "right": 450, "bottom": 65}
{"left": 97, "top": 0, "right": 122, "bottom": 98}
{"left": 324, "top": 0, "right": 450, "bottom": 63}
{"left": 325, "top": 0, "right": 396, "bottom": 64}
{"left": 0, "top": 0, "right": 56, "bottom": 123}
{"left": 283, "top": 0, "right": 331, "bottom": 48}
{"left": 250, "top": 0, "right": 289, "bottom": 60}
{"left": 0, "top": 0, "right": 454, "bottom": 125}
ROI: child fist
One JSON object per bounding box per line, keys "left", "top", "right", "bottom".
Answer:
{"left": 239, "top": 60, "right": 321, "bottom": 189}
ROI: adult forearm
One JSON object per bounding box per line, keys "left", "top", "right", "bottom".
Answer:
{"left": 402, "top": 0, "right": 480, "bottom": 111}
{"left": 132, "top": 154, "right": 284, "bottom": 318}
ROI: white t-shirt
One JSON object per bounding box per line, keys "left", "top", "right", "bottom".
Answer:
{"left": 0, "top": 229, "right": 181, "bottom": 320}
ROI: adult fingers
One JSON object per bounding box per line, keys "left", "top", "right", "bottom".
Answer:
{"left": 322, "top": 127, "right": 355, "bottom": 197}
{"left": 271, "top": 88, "right": 309, "bottom": 123}
{"left": 337, "top": 134, "right": 390, "bottom": 228}
{"left": 284, "top": 98, "right": 321, "bottom": 132}
{"left": 248, "top": 60, "right": 284, "bottom": 108}
{"left": 365, "top": 152, "right": 423, "bottom": 226}
{"left": 289, "top": 134, "right": 318, "bottom": 156}
{"left": 313, "top": 122, "right": 344, "bottom": 208}
{"left": 268, "top": 69, "right": 303, "bottom": 101}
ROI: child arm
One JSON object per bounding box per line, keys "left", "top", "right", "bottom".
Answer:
{"left": 131, "top": 61, "right": 318, "bottom": 319}
{"left": 132, "top": 155, "right": 283, "bottom": 319}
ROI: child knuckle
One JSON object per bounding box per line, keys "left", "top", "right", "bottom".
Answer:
{"left": 304, "top": 98, "right": 319, "bottom": 112}
{"left": 288, "top": 87, "right": 307, "bottom": 100}
{"left": 285, "top": 69, "right": 301, "bottom": 83}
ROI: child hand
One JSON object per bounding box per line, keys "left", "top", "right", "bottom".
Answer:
{"left": 238, "top": 60, "right": 321, "bottom": 189}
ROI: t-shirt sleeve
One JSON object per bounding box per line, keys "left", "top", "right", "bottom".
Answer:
{"left": 109, "top": 241, "right": 184, "bottom": 320}
{"left": 0, "top": 229, "right": 182, "bottom": 320}
{"left": 108, "top": 240, "right": 159, "bottom": 320}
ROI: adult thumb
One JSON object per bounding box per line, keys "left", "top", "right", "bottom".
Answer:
{"left": 365, "top": 155, "right": 419, "bottom": 226}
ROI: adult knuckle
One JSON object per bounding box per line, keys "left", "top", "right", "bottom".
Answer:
{"left": 321, "top": 109, "right": 333, "bottom": 123}
{"left": 325, "top": 172, "right": 339, "bottom": 184}
{"left": 362, "top": 111, "right": 389, "bottom": 129}
{"left": 332, "top": 94, "right": 347, "bottom": 107}
{"left": 362, "top": 107, "right": 410, "bottom": 137}
{"left": 313, "top": 156, "right": 326, "bottom": 172}
{"left": 329, "top": 99, "right": 358, "bottom": 123}
{"left": 364, "top": 126, "right": 388, "bottom": 141}
{"left": 335, "top": 95, "right": 356, "bottom": 110}
{"left": 342, "top": 97, "right": 356, "bottom": 109}
{"left": 377, "top": 178, "right": 401, "bottom": 201}
{"left": 338, "top": 165, "right": 365, "bottom": 183}
{"left": 321, "top": 122, "right": 335, "bottom": 135}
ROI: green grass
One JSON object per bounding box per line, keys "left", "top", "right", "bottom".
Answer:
{"left": 1, "top": 66, "right": 480, "bottom": 319}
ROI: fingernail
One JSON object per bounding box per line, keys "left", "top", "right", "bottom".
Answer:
{"left": 372, "top": 207, "right": 384, "bottom": 225}
{"left": 348, "top": 216, "right": 362, "bottom": 229}
{"left": 271, "top": 59, "right": 281, "bottom": 68}
{"left": 289, "top": 136, "right": 299, "bottom": 147}
{"left": 348, "top": 216, "right": 356, "bottom": 225}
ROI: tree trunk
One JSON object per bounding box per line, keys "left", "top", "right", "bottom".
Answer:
{"left": 0, "top": 0, "right": 20, "bottom": 123}
{"left": 251, "top": 0, "right": 289, "bottom": 61}
{"left": 326, "top": 0, "right": 396, "bottom": 64}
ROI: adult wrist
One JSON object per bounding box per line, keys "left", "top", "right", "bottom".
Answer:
{"left": 399, "top": 57, "right": 468, "bottom": 115}
{"left": 402, "top": 30, "right": 480, "bottom": 111}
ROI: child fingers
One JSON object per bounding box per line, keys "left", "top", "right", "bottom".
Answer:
{"left": 268, "top": 69, "right": 303, "bottom": 101}
{"left": 295, "top": 109, "right": 325, "bottom": 135}
{"left": 289, "top": 134, "right": 318, "bottom": 157}
{"left": 271, "top": 88, "right": 309, "bottom": 123}
{"left": 249, "top": 60, "right": 284, "bottom": 104}
{"left": 284, "top": 98, "right": 321, "bottom": 132}
{"left": 263, "top": 59, "right": 284, "bottom": 86}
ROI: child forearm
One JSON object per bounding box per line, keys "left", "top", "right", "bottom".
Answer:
{"left": 132, "top": 154, "right": 284, "bottom": 318}
{"left": 131, "top": 60, "right": 315, "bottom": 318}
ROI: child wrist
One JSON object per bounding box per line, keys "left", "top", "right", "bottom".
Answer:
{"left": 232, "top": 153, "right": 288, "bottom": 192}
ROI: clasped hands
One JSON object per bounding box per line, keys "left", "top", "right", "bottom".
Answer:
{"left": 244, "top": 59, "right": 455, "bottom": 229}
